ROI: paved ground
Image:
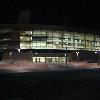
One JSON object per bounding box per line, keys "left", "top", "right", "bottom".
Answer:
{"left": 0, "top": 61, "right": 100, "bottom": 73}
{"left": 1, "top": 61, "right": 100, "bottom": 99}
{"left": 1, "top": 68, "right": 100, "bottom": 100}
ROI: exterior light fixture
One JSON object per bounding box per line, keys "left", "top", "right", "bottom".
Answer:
{"left": 95, "top": 52, "right": 97, "bottom": 54}
{"left": 17, "top": 48, "right": 20, "bottom": 52}
{"left": 36, "top": 52, "right": 38, "bottom": 54}
{"left": 65, "top": 43, "right": 68, "bottom": 68}
{"left": 17, "top": 48, "right": 21, "bottom": 52}
{"left": 76, "top": 52, "right": 79, "bottom": 54}
{"left": 76, "top": 52, "right": 79, "bottom": 63}
{"left": 10, "top": 52, "right": 12, "bottom": 55}
{"left": 95, "top": 50, "right": 100, "bottom": 66}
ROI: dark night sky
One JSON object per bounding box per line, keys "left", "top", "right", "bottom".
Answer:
{"left": 0, "top": 0, "right": 100, "bottom": 30}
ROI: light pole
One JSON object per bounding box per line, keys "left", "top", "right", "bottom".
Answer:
{"left": 10, "top": 52, "right": 13, "bottom": 63}
{"left": 65, "top": 43, "right": 68, "bottom": 68}
{"left": 95, "top": 50, "right": 100, "bottom": 66}
{"left": 65, "top": 48, "right": 67, "bottom": 68}
{"left": 17, "top": 48, "right": 21, "bottom": 67}
{"left": 76, "top": 52, "right": 79, "bottom": 63}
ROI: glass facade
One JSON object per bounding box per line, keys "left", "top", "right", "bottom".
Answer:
{"left": 20, "top": 30, "right": 100, "bottom": 51}
{"left": 0, "top": 25, "right": 100, "bottom": 63}
{"left": 18, "top": 29, "right": 100, "bottom": 63}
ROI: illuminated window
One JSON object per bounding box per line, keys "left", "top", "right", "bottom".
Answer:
{"left": 20, "top": 31, "right": 32, "bottom": 35}
{"left": 53, "top": 32, "right": 61, "bottom": 37}
{"left": 75, "top": 44, "right": 77, "bottom": 46}
{"left": 75, "top": 40, "right": 77, "bottom": 43}
{"left": 20, "top": 42, "right": 31, "bottom": 49}
{"left": 20, "top": 36, "right": 32, "bottom": 41}
{"left": 79, "top": 40, "right": 81, "bottom": 42}
{"left": 47, "top": 31, "right": 53, "bottom": 37}
{"left": 47, "top": 44, "right": 53, "bottom": 49}
{"left": 71, "top": 39, "right": 73, "bottom": 41}
{"left": 47, "top": 38, "right": 52, "bottom": 42}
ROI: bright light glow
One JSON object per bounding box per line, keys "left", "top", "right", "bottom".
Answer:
{"left": 36, "top": 53, "right": 38, "bottom": 54}
{"left": 31, "top": 37, "right": 32, "bottom": 40}
{"left": 76, "top": 52, "right": 79, "bottom": 54}
{"left": 66, "top": 43, "right": 68, "bottom": 45}
{"left": 10, "top": 52, "right": 12, "bottom": 55}
{"left": 18, "top": 48, "right": 20, "bottom": 52}
{"left": 19, "top": 31, "right": 100, "bottom": 51}
{"left": 95, "top": 52, "right": 97, "bottom": 54}
{"left": 76, "top": 52, "right": 79, "bottom": 57}
{"left": 65, "top": 54, "right": 66, "bottom": 56}
{"left": 56, "top": 42, "right": 59, "bottom": 44}
{"left": 30, "top": 31, "right": 32, "bottom": 34}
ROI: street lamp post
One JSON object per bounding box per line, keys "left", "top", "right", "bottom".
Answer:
{"left": 76, "top": 52, "right": 79, "bottom": 63}
{"left": 95, "top": 50, "right": 100, "bottom": 66}
{"left": 17, "top": 48, "right": 21, "bottom": 67}
{"left": 65, "top": 43, "right": 68, "bottom": 68}
{"left": 10, "top": 52, "right": 13, "bottom": 63}
{"left": 65, "top": 47, "right": 67, "bottom": 68}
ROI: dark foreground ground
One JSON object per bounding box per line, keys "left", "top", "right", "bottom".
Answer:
{"left": 1, "top": 68, "right": 100, "bottom": 100}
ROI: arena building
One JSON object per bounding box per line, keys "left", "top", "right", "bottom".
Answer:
{"left": 0, "top": 24, "right": 100, "bottom": 63}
